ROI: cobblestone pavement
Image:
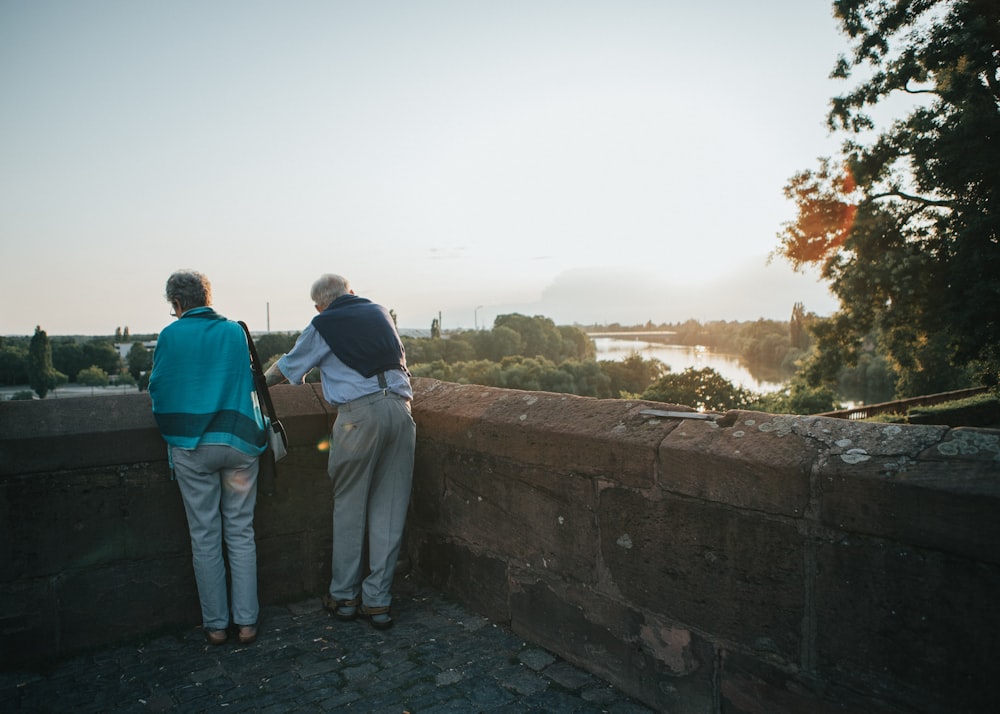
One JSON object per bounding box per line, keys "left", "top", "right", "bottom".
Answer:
{"left": 0, "top": 580, "right": 655, "bottom": 713}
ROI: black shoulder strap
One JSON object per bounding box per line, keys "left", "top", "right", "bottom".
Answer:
{"left": 238, "top": 321, "right": 278, "bottom": 424}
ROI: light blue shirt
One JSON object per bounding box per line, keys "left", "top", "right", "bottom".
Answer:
{"left": 277, "top": 323, "right": 413, "bottom": 405}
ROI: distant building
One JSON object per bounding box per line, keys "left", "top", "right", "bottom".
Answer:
{"left": 399, "top": 328, "right": 433, "bottom": 339}
{"left": 114, "top": 341, "right": 157, "bottom": 362}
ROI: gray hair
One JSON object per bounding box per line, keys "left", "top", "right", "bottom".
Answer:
{"left": 165, "top": 270, "right": 212, "bottom": 311}
{"left": 311, "top": 273, "right": 350, "bottom": 310}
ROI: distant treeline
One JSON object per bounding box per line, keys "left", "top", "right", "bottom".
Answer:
{"left": 392, "top": 313, "right": 828, "bottom": 412}
{"left": 3, "top": 312, "right": 874, "bottom": 414}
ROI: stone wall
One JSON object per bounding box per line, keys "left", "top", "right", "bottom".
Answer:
{"left": 404, "top": 381, "right": 1000, "bottom": 714}
{"left": 1, "top": 379, "right": 998, "bottom": 713}
{"left": 0, "top": 385, "right": 337, "bottom": 665}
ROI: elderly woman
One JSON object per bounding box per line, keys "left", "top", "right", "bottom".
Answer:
{"left": 148, "top": 270, "right": 266, "bottom": 646}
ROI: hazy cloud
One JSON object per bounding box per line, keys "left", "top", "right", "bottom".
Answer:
{"left": 492, "top": 256, "right": 839, "bottom": 326}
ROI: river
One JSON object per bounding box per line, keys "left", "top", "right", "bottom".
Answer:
{"left": 591, "top": 337, "right": 785, "bottom": 394}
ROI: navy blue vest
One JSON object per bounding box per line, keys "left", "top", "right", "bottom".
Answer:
{"left": 311, "top": 294, "right": 407, "bottom": 378}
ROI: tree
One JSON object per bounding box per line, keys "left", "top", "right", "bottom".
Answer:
{"left": 642, "top": 367, "right": 755, "bottom": 412}
{"left": 454, "top": 359, "right": 504, "bottom": 387}
{"left": 77, "top": 365, "right": 110, "bottom": 392}
{"left": 254, "top": 332, "right": 299, "bottom": 363}
{"left": 559, "top": 359, "right": 612, "bottom": 398}
{"left": 789, "top": 302, "right": 808, "bottom": 351}
{"left": 496, "top": 355, "right": 552, "bottom": 392}
{"left": 28, "top": 326, "right": 63, "bottom": 399}
{"left": 477, "top": 325, "right": 522, "bottom": 362}
{"left": 600, "top": 353, "right": 665, "bottom": 398}
{"left": 52, "top": 340, "right": 88, "bottom": 382}
{"left": 127, "top": 342, "right": 153, "bottom": 391}
{"left": 776, "top": 0, "right": 1000, "bottom": 395}
{"left": 82, "top": 339, "right": 122, "bottom": 376}
{"left": 0, "top": 342, "right": 28, "bottom": 386}
{"left": 493, "top": 314, "right": 563, "bottom": 360}
{"left": 557, "top": 325, "right": 597, "bottom": 362}
{"left": 738, "top": 319, "right": 791, "bottom": 367}
{"left": 441, "top": 336, "right": 476, "bottom": 363}
{"left": 788, "top": 382, "right": 841, "bottom": 416}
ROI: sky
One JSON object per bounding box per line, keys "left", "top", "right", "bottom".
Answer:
{"left": 0, "top": 0, "right": 849, "bottom": 336}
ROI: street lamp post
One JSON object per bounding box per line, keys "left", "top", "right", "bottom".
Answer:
{"left": 475, "top": 305, "right": 484, "bottom": 330}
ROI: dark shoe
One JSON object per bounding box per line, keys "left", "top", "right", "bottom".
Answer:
{"left": 205, "top": 628, "right": 228, "bottom": 646}
{"left": 359, "top": 603, "right": 394, "bottom": 630}
{"left": 322, "top": 592, "right": 359, "bottom": 621}
{"left": 237, "top": 624, "right": 257, "bottom": 644}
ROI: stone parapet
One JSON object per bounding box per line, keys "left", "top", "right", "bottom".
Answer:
{"left": 1, "top": 379, "right": 998, "bottom": 713}
{"left": 406, "top": 382, "right": 1000, "bottom": 714}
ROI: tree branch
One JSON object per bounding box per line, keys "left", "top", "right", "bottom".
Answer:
{"left": 902, "top": 80, "right": 937, "bottom": 95}
{"left": 869, "top": 190, "right": 956, "bottom": 208}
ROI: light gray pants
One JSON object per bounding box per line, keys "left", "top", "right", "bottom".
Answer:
{"left": 328, "top": 391, "right": 415, "bottom": 608}
{"left": 172, "top": 444, "right": 259, "bottom": 630}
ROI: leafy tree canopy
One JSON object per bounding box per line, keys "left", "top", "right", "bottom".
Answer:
{"left": 642, "top": 367, "right": 756, "bottom": 412}
{"left": 77, "top": 365, "right": 110, "bottom": 388}
{"left": 403, "top": 315, "right": 593, "bottom": 367}
{"left": 52, "top": 338, "right": 120, "bottom": 382}
{"left": 127, "top": 341, "right": 153, "bottom": 391}
{"left": 776, "top": 0, "right": 1000, "bottom": 395}
{"left": 0, "top": 343, "right": 29, "bottom": 386}
{"left": 127, "top": 342, "right": 151, "bottom": 376}
{"left": 254, "top": 332, "right": 299, "bottom": 363}
{"left": 28, "top": 326, "right": 65, "bottom": 399}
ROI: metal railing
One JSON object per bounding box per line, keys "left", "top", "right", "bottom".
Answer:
{"left": 817, "top": 386, "right": 991, "bottom": 420}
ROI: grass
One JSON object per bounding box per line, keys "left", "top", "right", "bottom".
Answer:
{"left": 865, "top": 393, "right": 1000, "bottom": 428}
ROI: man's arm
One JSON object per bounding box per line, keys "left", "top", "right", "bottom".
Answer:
{"left": 264, "top": 361, "right": 288, "bottom": 387}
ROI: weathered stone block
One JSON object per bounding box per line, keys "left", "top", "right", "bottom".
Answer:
{"left": 422, "top": 449, "right": 598, "bottom": 578}
{"left": 819, "top": 460, "right": 1000, "bottom": 565}
{"left": 925, "top": 426, "right": 1000, "bottom": 463}
{"left": 720, "top": 649, "right": 899, "bottom": 714}
{"left": 600, "top": 487, "right": 803, "bottom": 660}
{"left": 258, "top": 530, "right": 329, "bottom": 603}
{"left": 412, "top": 379, "right": 671, "bottom": 488}
{"left": 657, "top": 411, "right": 817, "bottom": 516}
{"left": 1, "top": 465, "right": 187, "bottom": 583}
{"left": 414, "top": 534, "right": 509, "bottom": 624}
{"left": 817, "top": 424, "right": 1000, "bottom": 564}
{"left": 410, "top": 440, "right": 447, "bottom": 525}
{"left": 814, "top": 536, "right": 1000, "bottom": 714}
{"left": 269, "top": 383, "right": 334, "bottom": 448}
{"left": 0, "top": 579, "right": 59, "bottom": 668}
{"left": 509, "top": 574, "right": 715, "bottom": 713}
{"left": 56, "top": 557, "right": 198, "bottom": 653}
{"left": 0, "top": 394, "right": 165, "bottom": 475}
{"left": 253, "top": 449, "right": 332, "bottom": 538}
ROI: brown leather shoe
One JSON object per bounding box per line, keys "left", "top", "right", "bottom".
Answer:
{"left": 205, "top": 629, "right": 227, "bottom": 646}
{"left": 322, "top": 592, "right": 359, "bottom": 621}
{"left": 237, "top": 624, "right": 257, "bottom": 644}
{"left": 359, "top": 603, "right": 394, "bottom": 630}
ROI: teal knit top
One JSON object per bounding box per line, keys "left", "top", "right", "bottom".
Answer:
{"left": 149, "top": 307, "right": 267, "bottom": 459}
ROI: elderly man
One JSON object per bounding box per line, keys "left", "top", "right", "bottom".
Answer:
{"left": 266, "top": 273, "right": 415, "bottom": 629}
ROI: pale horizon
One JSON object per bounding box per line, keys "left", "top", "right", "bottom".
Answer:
{"left": 2, "top": 1, "right": 845, "bottom": 337}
